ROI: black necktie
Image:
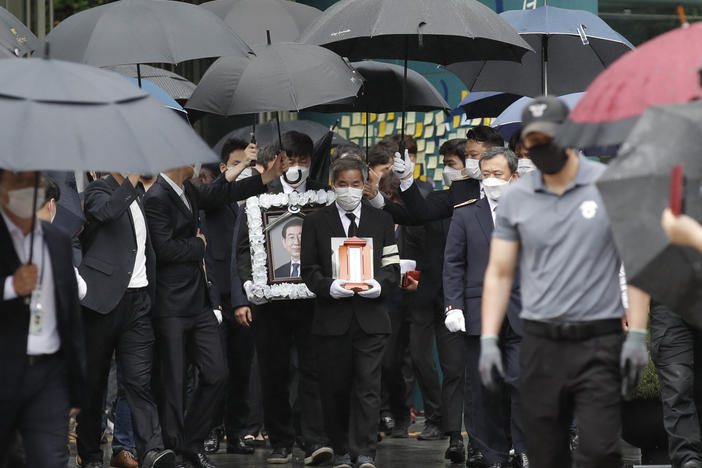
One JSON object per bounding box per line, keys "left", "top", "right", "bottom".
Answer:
{"left": 346, "top": 213, "right": 357, "bottom": 237}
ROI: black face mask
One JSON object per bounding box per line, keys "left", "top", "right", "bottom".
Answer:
{"left": 528, "top": 143, "right": 569, "bottom": 175}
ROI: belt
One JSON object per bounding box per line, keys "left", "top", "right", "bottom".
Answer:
{"left": 523, "top": 319, "right": 622, "bottom": 341}
{"left": 27, "top": 351, "right": 61, "bottom": 367}
{"left": 126, "top": 286, "right": 148, "bottom": 293}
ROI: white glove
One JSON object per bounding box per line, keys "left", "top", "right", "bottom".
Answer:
{"left": 393, "top": 149, "right": 414, "bottom": 180}
{"left": 358, "top": 279, "right": 382, "bottom": 299}
{"left": 213, "top": 309, "right": 223, "bottom": 325}
{"left": 330, "top": 279, "right": 355, "bottom": 299}
{"left": 445, "top": 309, "right": 466, "bottom": 333}
{"left": 244, "top": 280, "right": 267, "bottom": 305}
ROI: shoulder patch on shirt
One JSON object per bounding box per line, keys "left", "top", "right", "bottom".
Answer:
{"left": 454, "top": 199, "right": 478, "bottom": 209}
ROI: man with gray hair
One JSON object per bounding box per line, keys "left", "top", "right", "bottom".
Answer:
{"left": 442, "top": 147, "right": 527, "bottom": 468}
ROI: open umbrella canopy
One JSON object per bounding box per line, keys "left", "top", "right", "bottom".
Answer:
{"left": 199, "top": 0, "right": 322, "bottom": 45}
{"left": 557, "top": 22, "right": 702, "bottom": 150}
{"left": 300, "top": 0, "right": 531, "bottom": 64}
{"left": 491, "top": 92, "right": 583, "bottom": 139}
{"left": 124, "top": 77, "right": 186, "bottom": 116}
{"left": 447, "top": 6, "right": 633, "bottom": 97}
{"left": 104, "top": 64, "right": 196, "bottom": 102}
{"left": 46, "top": 0, "right": 252, "bottom": 67}
{"left": 0, "top": 58, "right": 217, "bottom": 173}
{"left": 186, "top": 41, "right": 362, "bottom": 116}
{"left": 308, "top": 60, "right": 449, "bottom": 113}
{"left": 596, "top": 100, "right": 702, "bottom": 328}
{"left": 0, "top": 6, "right": 40, "bottom": 57}
{"left": 458, "top": 91, "right": 522, "bottom": 119}
{"left": 214, "top": 120, "right": 349, "bottom": 155}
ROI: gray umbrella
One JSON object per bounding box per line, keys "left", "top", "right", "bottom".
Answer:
{"left": 0, "top": 57, "right": 218, "bottom": 173}
{"left": 447, "top": 6, "right": 634, "bottom": 97}
{"left": 199, "top": 0, "right": 321, "bottom": 46}
{"left": 104, "top": 64, "right": 196, "bottom": 102}
{"left": 0, "top": 6, "right": 40, "bottom": 57}
{"left": 45, "top": 0, "right": 252, "bottom": 67}
{"left": 596, "top": 100, "right": 702, "bottom": 329}
{"left": 185, "top": 39, "right": 362, "bottom": 116}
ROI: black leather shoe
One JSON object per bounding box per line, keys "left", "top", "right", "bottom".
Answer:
{"left": 203, "top": 428, "right": 221, "bottom": 454}
{"left": 513, "top": 452, "right": 529, "bottom": 468}
{"left": 682, "top": 461, "right": 702, "bottom": 468}
{"left": 226, "top": 437, "right": 255, "bottom": 454}
{"left": 485, "top": 463, "right": 509, "bottom": 468}
{"left": 190, "top": 452, "right": 216, "bottom": 468}
{"left": 466, "top": 448, "right": 488, "bottom": 467}
{"left": 444, "top": 434, "right": 465, "bottom": 464}
{"left": 266, "top": 447, "right": 292, "bottom": 464}
{"left": 143, "top": 449, "right": 176, "bottom": 468}
{"left": 417, "top": 423, "right": 446, "bottom": 441}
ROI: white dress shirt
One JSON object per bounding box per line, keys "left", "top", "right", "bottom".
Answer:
{"left": 127, "top": 200, "right": 148, "bottom": 288}
{"left": 336, "top": 202, "right": 362, "bottom": 235}
{"left": 487, "top": 196, "right": 498, "bottom": 224}
{"left": 161, "top": 173, "right": 191, "bottom": 211}
{"left": 1, "top": 210, "right": 61, "bottom": 355}
{"left": 280, "top": 175, "right": 307, "bottom": 194}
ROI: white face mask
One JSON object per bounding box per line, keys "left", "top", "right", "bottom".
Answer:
{"left": 283, "top": 166, "right": 309, "bottom": 188}
{"left": 442, "top": 166, "right": 464, "bottom": 187}
{"left": 2, "top": 186, "right": 45, "bottom": 219}
{"left": 236, "top": 167, "right": 255, "bottom": 182}
{"left": 463, "top": 159, "right": 482, "bottom": 180}
{"left": 335, "top": 186, "right": 363, "bottom": 211}
{"left": 482, "top": 176, "right": 511, "bottom": 201}
{"left": 517, "top": 158, "right": 536, "bottom": 174}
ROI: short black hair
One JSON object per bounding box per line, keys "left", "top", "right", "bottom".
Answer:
{"left": 466, "top": 125, "right": 504, "bottom": 148}
{"left": 439, "top": 138, "right": 467, "bottom": 159}
{"left": 508, "top": 131, "right": 522, "bottom": 153}
{"left": 367, "top": 142, "right": 393, "bottom": 168}
{"left": 44, "top": 176, "right": 60, "bottom": 204}
{"left": 200, "top": 163, "right": 220, "bottom": 178}
{"left": 282, "top": 131, "right": 313, "bottom": 159}
{"left": 385, "top": 134, "right": 418, "bottom": 154}
{"left": 281, "top": 217, "right": 303, "bottom": 238}
{"left": 258, "top": 143, "right": 279, "bottom": 168}
{"left": 330, "top": 157, "right": 368, "bottom": 184}
{"left": 220, "top": 138, "right": 249, "bottom": 164}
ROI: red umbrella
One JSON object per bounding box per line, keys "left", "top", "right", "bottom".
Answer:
{"left": 556, "top": 22, "right": 702, "bottom": 149}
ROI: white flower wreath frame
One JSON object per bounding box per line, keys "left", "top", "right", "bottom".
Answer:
{"left": 245, "top": 189, "right": 336, "bottom": 302}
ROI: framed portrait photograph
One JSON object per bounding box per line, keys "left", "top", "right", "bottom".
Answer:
{"left": 245, "top": 189, "right": 336, "bottom": 302}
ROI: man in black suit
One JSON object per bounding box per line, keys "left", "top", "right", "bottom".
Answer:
{"left": 237, "top": 132, "right": 332, "bottom": 465}
{"left": 145, "top": 156, "right": 285, "bottom": 468}
{"left": 76, "top": 172, "right": 175, "bottom": 468}
{"left": 274, "top": 218, "right": 303, "bottom": 279}
{"left": 443, "top": 148, "right": 526, "bottom": 468}
{"left": 200, "top": 138, "right": 259, "bottom": 455}
{"left": 301, "top": 157, "right": 400, "bottom": 468}
{"left": 0, "top": 170, "right": 86, "bottom": 468}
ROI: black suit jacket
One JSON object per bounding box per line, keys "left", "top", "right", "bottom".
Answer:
{"left": 237, "top": 177, "right": 329, "bottom": 283}
{"left": 301, "top": 202, "right": 400, "bottom": 336}
{"left": 79, "top": 176, "right": 156, "bottom": 314}
{"left": 201, "top": 200, "right": 238, "bottom": 299}
{"left": 145, "top": 173, "right": 266, "bottom": 318}
{"left": 0, "top": 218, "right": 86, "bottom": 407}
{"left": 443, "top": 198, "right": 522, "bottom": 336}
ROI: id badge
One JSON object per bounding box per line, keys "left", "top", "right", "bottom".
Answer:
{"left": 28, "top": 288, "right": 43, "bottom": 335}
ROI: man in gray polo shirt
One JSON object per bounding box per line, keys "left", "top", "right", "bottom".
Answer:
{"left": 479, "top": 96, "right": 650, "bottom": 468}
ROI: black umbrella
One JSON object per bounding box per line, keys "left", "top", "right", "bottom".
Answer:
{"left": 103, "top": 64, "right": 196, "bottom": 103}
{"left": 185, "top": 38, "right": 362, "bottom": 116}
{"left": 300, "top": 0, "right": 531, "bottom": 150}
{"left": 0, "top": 57, "right": 218, "bottom": 173}
{"left": 0, "top": 6, "right": 40, "bottom": 57}
{"left": 46, "top": 0, "right": 251, "bottom": 69}
{"left": 596, "top": 100, "right": 702, "bottom": 329}
{"left": 214, "top": 120, "right": 349, "bottom": 155}
{"left": 199, "top": 0, "right": 321, "bottom": 45}
{"left": 458, "top": 91, "right": 522, "bottom": 119}
{"left": 447, "top": 6, "right": 634, "bottom": 97}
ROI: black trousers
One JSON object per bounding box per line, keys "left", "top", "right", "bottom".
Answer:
{"left": 434, "top": 305, "right": 468, "bottom": 434}
{"left": 381, "top": 291, "right": 410, "bottom": 424}
{"left": 224, "top": 317, "right": 256, "bottom": 440}
{"left": 317, "top": 316, "right": 387, "bottom": 459}
{"left": 407, "top": 296, "right": 443, "bottom": 428}
{"left": 77, "top": 290, "right": 163, "bottom": 464}
{"left": 650, "top": 303, "right": 702, "bottom": 466}
{"left": 254, "top": 300, "right": 325, "bottom": 449}
{"left": 464, "top": 322, "right": 525, "bottom": 463}
{"left": 153, "top": 308, "right": 227, "bottom": 453}
{"left": 520, "top": 328, "right": 623, "bottom": 468}
{"left": 0, "top": 355, "right": 69, "bottom": 468}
